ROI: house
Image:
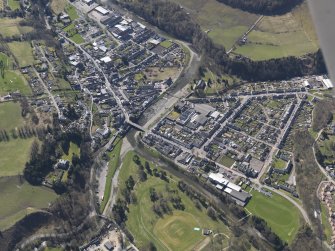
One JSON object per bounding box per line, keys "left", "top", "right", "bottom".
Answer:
{"left": 83, "top": 0, "right": 94, "bottom": 5}
{"left": 104, "top": 240, "right": 114, "bottom": 250}
{"left": 55, "top": 159, "right": 70, "bottom": 170}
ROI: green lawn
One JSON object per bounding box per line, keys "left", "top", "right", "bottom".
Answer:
{"left": 246, "top": 190, "right": 301, "bottom": 244}
{"left": 272, "top": 158, "right": 287, "bottom": 170}
{"left": 0, "top": 138, "right": 35, "bottom": 177}
{"left": 69, "top": 34, "right": 85, "bottom": 44}
{"left": 8, "top": 41, "right": 36, "bottom": 67}
{"left": 0, "top": 18, "right": 34, "bottom": 38}
{"left": 100, "top": 138, "right": 123, "bottom": 213}
{"left": 219, "top": 155, "right": 235, "bottom": 168}
{"left": 65, "top": 5, "right": 79, "bottom": 20}
{"left": 7, "top": 0, "right": 20, "bottom": 10}
{"left": 321, "top": 203, "right": 332, "bottom": 243}
{"left": 0, "top": 70, "right": 32, "bottom": 95}
{"left": 119, "top": 151, "right": 231, "bottom": 250}
{"left": 0, "top": 176, "right": 58, "bottom": 230}
{"left": 160, "top": 40, "right": 173, "bottom": 48}
{"left": 62, "top": 142, "right": 80, "bottom": 162}
{"left": 0, "top": 102, "right": 24, "bottom": 130}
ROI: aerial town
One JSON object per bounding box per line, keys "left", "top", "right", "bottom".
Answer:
{"left": 2, "top": 0, "right": 335, "bottom": 250}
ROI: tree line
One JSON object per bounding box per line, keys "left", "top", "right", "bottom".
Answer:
{"left": 216, "top": 0, "right": 303, "bottom": 15}
{"left": 114, "top": 0, "right": 326, "bottom": 82}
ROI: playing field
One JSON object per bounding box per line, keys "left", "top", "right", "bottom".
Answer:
{"left": 246, "top": 190, "right": 301, "bottom": 244}
{"left": 0, "top": 18, "right": 34, "bottom": 37}
{"left": 120, "top": 151, "right": 231, "bottom": 250}
{"left": 7, "top": 0, "right": 20, "bottom": 10}
{"left": 0, "top": 176, "right": 57, "bottom": 230}
{"left": 8, "top": 41, "right": 36, "bottom": 67}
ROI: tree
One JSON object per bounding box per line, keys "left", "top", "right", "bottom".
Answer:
{"left": 207, "top": 206, "right": 217, "bottom": 220}
{"left": 125, "top": 176, "right": 135, "bottom": 191}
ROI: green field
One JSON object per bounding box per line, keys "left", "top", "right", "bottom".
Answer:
{"left": 321, "top": 203, "right": 332, "bottom": 243}
{"left": 62, "top": 142, "right": 80, "bottom": 162}
{"left": 0, "top": 18, "right": 33, "bottom": 37}
{"left": 69, "top": 34, "right": 85, "bottom": 44}
{"left": 65, "top": 5, "right": 79, "bottom": 20}
{"left": 7, "top": 0, "right": 20, "bottom": 10}
{"left": 0, "top": 70, "right": 32, "bottom": 95}
{"left": 119, "top": 151, "right": 231, "bottom": 250}
{"left": 318, "top": 135, "right": 335, "bottom": 165}
{"left": 100, "top": 138, "right": 123, "bottom": 213}
{"left": 8, "top": 41, "right": 36, "bottom": 67}
{"left": 0, "top": 102, "right": 24, "bottom": 130}
{"left": 0, "top": 176, "right": 58, "bottom": 230}
{"left": 172, "top": 0, "right": 318, "bottom": 60}
{"left": 160, "top": 40, "right": 173, "bottom": 48}
{"left": 0, "top": 138, "right": 35, "bottom": 177}
{"left": 219, "top": 155, "right": 235, "bottom": 168}
{"left": 272, "top": 158, "right": 287, "bottom": 169}
{"left": 235, "top": 2, "right": 318, "bottom": 60}
{"left": 172, "top": 0, "right": 258, "bottom": 49}
{"left": 246, "top": 190, "right": 301, "bottom": 244}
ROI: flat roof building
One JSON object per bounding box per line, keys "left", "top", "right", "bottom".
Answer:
{"left": 95, "top": 6, "right": 109, "bottom": 15}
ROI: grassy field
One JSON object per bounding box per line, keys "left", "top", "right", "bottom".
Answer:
{"left": 272, "top": 158, "right": 287, "bottom": 169}
{"left": 7, "top": 0, "right": 20, "bottom": 10}
{"left": 160, "top": 40, "right": 173, "bottom": 48}
{"left": 0, "top": 18, "right": 33, "bottom": 37}
{"left": 172, "top": 0, "right": 258, "bottom": 49}
{"left": 0, "top": 70, "right": 32, "bottom": 95}
{"left": 172, "top": 0, "right": 318, "bottom": 60}
{"left": 318, "top": 135, "right": 335, "bottom": 165}
{"left": 62, "top": 142, "right": 80, "bottom": 162}
{"left": 0, "top": 176, "right": 57, "bottom": 230}
{"left": 119, "top": 151, "right": 231, "bottom": 250}
{"left": 69, "top": 34, "right": 85, "bottom": 44}
{"left": 219, "top": 155, "right": 235, "bottom": 168}
{"left": 51, "top": 0, "right": 68, "bottom": 14}
{"left": 8, "top": 41, "right": 36, "bottom": 67}
{"left": 235, "top": 2, "right": 318, "bottom": 60}
{"left": 321, "top": 203, "right": 332, "bottom": 243}
{"left": 0, "top": 102, "right": 24, "bottom": 131}
{"left": 246, "top": 190, "right": 301, "bottom": 244}
{"left": 0, "top": 138, "right": 35, "bottom": 177}
{"left": 100, "top": 138, "right": 123, "bottom": 213}
{"left": 65, "top": 5, "right": 79, "bottom": 20}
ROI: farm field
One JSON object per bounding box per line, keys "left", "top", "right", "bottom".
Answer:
{"left": 0, "top": 138, "right": 35, "bottom": 177}
{"left": 0, "top": 176, "right": 57, "bottom": 231}
{"left": 100, "top": 138, "right": 122, "bottom": 213}
{"left": 7, "top": 0, "right": 20, "bottom": 10}
{"left": 171, "top": 0, "right": 259, "bottom": 49}
{"left": 0, "top": 18, "right": 33, "bottom": 37}
{"left": 235, "top": 2, "right": 318, "bottom": 60}
{"left": 246, "top": 190, "right": 301, "bottom": 244}
{"left": 0, "top": 101, "right": 24, "bottom": 131}
{"left": 8, "top": 41, "right": 36, "bottom": 67}
{"left": 172, "top": 0, "right": 318, "bottom": 60}
{"left": 119, "top": 151, "right": 231, "bottom": 250}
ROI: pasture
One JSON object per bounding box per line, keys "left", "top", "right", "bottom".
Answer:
{"left": 246, "top": 190, "right": 301, "bottom": 244}
{"left": 120, "top": 151, "right": 231, "bottom": 250}
{"left": 172, "top": 0, "right": 259, "bottom": 49}
{"left": 0, "top": 18, "right": 33, "bottom": 38}
{"left": 172, "top": 0, "right": 318, "bottom": 60}
{"left": 8, "top": 41, "right": 36, "bottom": 67}
{"left": 0, "top": 70, "right": 32, "bottom": 95}
{"left": 235, "top": 2, "right": 318, "bottom": 60}
{"left": 0, "top": 102, "right": 24, "bottom": 131}
{"left": 0, "top": 176, "right": 57, "bottom": 230}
